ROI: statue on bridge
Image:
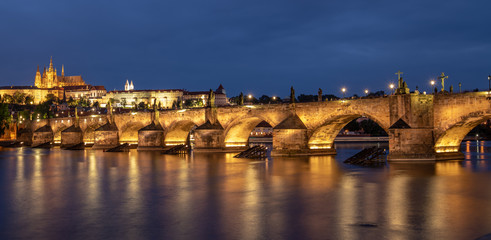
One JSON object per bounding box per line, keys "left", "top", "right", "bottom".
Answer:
{"left": 439, "top": 72, "right": 448, "bottom": 92}
{"left": 395, "top": 70, "right": 410, "bottom": 94}
{"left": 290, "top": 86, "right": 295, "bottom": 104}
{"left": 318, "top": 88, "right": 322, "bottom": 102}
{"left": 208, "top": 89, "right": 215, "bottom": 107}
{"left": 239, "top": 92, "right": 244, "bottom": 105}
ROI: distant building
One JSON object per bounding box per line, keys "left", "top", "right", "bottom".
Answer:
{"left": 124, "top": 80, "right": 134, "bottom": 91}
{"left": 104, "top": 88, "right": 183, "bottom": 109}
{"left": 105, "top": 82, "right": 229, "bottom": 108}
{"left": 64, "top": 85, "right": 107, "bottom": 103}
{"left": 183, "top": 84, "right": 228, "bottom": 107}
{"left": 0, "top": 57, "right": 102, "bottom": 104}
{"left": 250, "top": 121, "right": 273, "bottom": 137}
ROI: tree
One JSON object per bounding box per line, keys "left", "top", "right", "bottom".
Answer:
{"left": 45, "top": 94, "right": 58, "bottom": 104}
{"left": 344, "top": 119, "right": 361, "bottom": 132}
{"left": 0, "top": 103, "right": 10, "bottom": 135}
{"left": 360, "top": 119, "right": 387, "bottom": 136}
{"left": 24, "top": 95, "right": 34, "bottom": 105}
{"left": 138, "top": 101, "right": 147, "bottom": 110}
{"left": 34, "top": 102, "right": 52, "bottom": 119}
{"left": 367, "top": 91, "right": 385, "bottom": 97}
{"left": 68, "top": 97, "right": 77, "bottom": 107}
{"left": 297, "top": 94, "right": 316, "bottom": 103}
{"left": 3, "top": 94, "right": 13, "bottom": 104}
{"left": 13, "top": 92, "right": 26, "bottom": 104}
{"left": 322, "top": 94, "right": 339, "bottom": 101}
{"left": 258, "top": 95, "right": 270, "bottom": 104}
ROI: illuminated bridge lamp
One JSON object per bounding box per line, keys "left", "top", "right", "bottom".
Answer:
{"left": 341, "top": 87, "right": 346, "bottom": 98}
{"left": 389, "top": 83, "right": 395, "bottom": 94}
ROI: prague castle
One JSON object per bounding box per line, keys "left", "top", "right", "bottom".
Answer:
{"left": 0, "top": 57, "right": 106, "bottom": 104}
{"left": 34, "top": 57, "right": 86, "bottom": 88}
{"left": 0, "top": 57, "right": 228, "bottom": 107}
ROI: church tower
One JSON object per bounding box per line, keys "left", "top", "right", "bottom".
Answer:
{"left": 125, "top": 79, "right": 130, "bottom": 91}
{"left": 34, "top": 66, "right": 42, "bottom": 88}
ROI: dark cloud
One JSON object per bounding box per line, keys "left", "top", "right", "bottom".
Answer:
{"left": 0, "top": 0, "right": 490, "bottom": 97}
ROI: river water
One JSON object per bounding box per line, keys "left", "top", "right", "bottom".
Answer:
{"left": 0, "top": 141, "right": 490, "bottom": 240}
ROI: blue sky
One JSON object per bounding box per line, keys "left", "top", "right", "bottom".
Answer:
{"left": 0, "top": 0, "right": 490, "bottom": 97}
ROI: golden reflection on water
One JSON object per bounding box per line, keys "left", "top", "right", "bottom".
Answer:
{"left": 2, "top": 145, "right": 491, "bottom": 239}
{"left": 436, "top": 161, "right": 464, "bottom": 176}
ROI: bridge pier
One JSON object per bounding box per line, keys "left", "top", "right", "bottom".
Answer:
{"left": 137, "top": 122, "right": 164, "bottom": 151}
{"left": 387, "top": 128, "right": 437, "bottom": 161}
{"left": 32, "top": 125, "right": 54, "bottom": 147}
{"left": 193, "top": 120, "right": 226, "bottom": 150}
{"left": 17, "top": 128, "right": 33, "bottom": 146}
{"left": 60, "top": 125, "right": 83, "bottom": 148}
{"left": 271, "top": 114, "right": 335, "bottom": 156}
{"left": 93, "top": 121, "right": 119, "bottom": 150}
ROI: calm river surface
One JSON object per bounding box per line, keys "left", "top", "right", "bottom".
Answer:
{"left": 1, "top": 141, "right": 491, "bottom": 240}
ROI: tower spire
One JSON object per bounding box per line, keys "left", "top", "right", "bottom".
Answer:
{"left": 49, "top": 56, "right": 53, "bottom": 70}
{"left": 61, "top": 64, "right": 64, "bottom": 76}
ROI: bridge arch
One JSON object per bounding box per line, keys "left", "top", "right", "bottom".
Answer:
{"left": 82, "top": 121, "right": 106, "bottom": 143}
{"left": 52, "top": 122, "right": 70, "bottom": 142}
{"left": 308, "top": 113, "right": 389, "bottom": 150}
{"left": 223, "top": 116, "right": 274, "bottom": 148}
{"left": 119, "top": 121, "right": 146, "bottom": 143}
{"left": 435, "top": 111, "right": 491, "bottom": 153}
{"left": 164, "top": 120, "right": 197, "bottom": 146}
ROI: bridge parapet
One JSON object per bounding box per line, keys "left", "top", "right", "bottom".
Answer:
{"left": 12, "top": 92, "right": 491, "bottom": 161}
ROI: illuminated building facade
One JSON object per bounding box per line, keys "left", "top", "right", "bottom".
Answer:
{"left": 0, "top": 57, "right": 105, "bottom": 104}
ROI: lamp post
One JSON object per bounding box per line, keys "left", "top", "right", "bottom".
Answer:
{"left": 488, "top": 75, "right": 491, "bottom": 92}
{"left": 389, "top": 84, "right": 395, "bottom": 95}
{"left": 364, "top": 89, "right": 369, "bottom": 96}
{"left": 341, "top": 88, "right": 346, "bottom": 98}
{"left": 430, "top": 80, "right": 436, "bottom": 94}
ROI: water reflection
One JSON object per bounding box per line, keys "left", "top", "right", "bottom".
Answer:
{"left": 0, "top": 142, "right": 491, "bottom": 239}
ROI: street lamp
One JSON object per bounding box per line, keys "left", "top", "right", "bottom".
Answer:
{"left": 341, "top": 88, "right": 346, "bottom": 98}
{"left": 389, "top": 84, "right": 395, "bottom": 94}
{"left": 248, "top": 94, "right": 252, "bottom": 99}
{"left": 430, "top": 79, "right": 436, "bottom": 94}
{"left": 488, "top": 75, "right": 490, "bottom": 92}
{"left": 364, "top": 89, "right": 369, "bottom": 96}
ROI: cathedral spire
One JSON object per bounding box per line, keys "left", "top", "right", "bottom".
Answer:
{"left": 49, "top": 56, "right": 53, "bottom": 71}
{"left": 36, "top": 65, "right": 40, "bottom": 73}
{"left": 61, "top": 64, "right": 64, "bottom": 76}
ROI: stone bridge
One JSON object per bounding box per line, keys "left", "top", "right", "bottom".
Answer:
{"left": 20, "top": 91, "right": 491, "bottom": 161}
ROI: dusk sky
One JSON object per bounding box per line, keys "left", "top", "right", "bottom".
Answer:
{"left": 0, "top": 0, "right": 490, "bottom": 97}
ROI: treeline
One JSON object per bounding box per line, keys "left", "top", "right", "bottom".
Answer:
{"left": 343, "top": 118, "right": 388, "bottom": 136}
{"left": 229, "top": 91, "right": 386, "bottom": 105}
{"left": 1, "top": 92, "right": 35, "bottom": 105}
